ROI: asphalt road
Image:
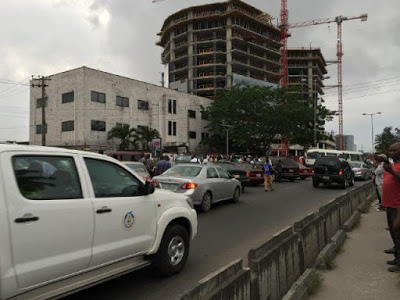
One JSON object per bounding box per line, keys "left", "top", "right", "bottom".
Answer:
{"left": 65, "top": 179, "right": 368, "bottom": 300}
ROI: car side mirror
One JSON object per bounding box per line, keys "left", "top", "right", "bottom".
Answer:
{"left": 145, "top": 181, "right": 155, "bottom": 195}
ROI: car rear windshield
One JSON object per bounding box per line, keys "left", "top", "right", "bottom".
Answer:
{"left": 163, "top": 165, "right": 202, "bottom": 177}
{"left": 215, "top": 163, "right": 238, "bottom": 171}
{"left": 349, "top": 162, "right": 362, "bottom": 168}
{"left": 176, "top": 155, "right": 192, "bottom": 162}
{"left": 314, "top": 158, "right": 341, "bottom": 168}
{"left": 126, "top": 164, "right": 147, "bottom": 173}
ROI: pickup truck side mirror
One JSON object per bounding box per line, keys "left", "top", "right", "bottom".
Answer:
{"left": 145, "top": 181, "right": 155, "bottom": 195}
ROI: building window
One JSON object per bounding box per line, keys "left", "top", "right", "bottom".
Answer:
{"left": 91, "top": 91, "right": 106, "bottom": 103}
{"left": 36, "top": 97, "right": 48, "bottom": 108}
{"left": 62, "top": 121, "right": 74, "bottom": 132}
{"left": 188, "top": 131, "right": 196, "bottom": 139}
{"left": 36, "top": 124, "right": 47, "bottom": 134}
{"left": 173, "top": 100, "right": 177, "bottom": 114}
{"left": 116, "top": 122, "right": 129, "bottom": 129}
{"left": 168, "top": 121, "right": 177, "bottom": 136}
{"left": 188, "top": 110, "right": 196, "bottom": 118}
{"left": 168, "top": 99, "right": 177, "bottom": 114}
{"left": 91, "top": 120, "right": 106, "bottom": 131}
{"left": 116, "top": 96, "right": 129, "bottom": 107}
{"left": 201, "top": 111, "right": 209, "bottom": 120}
{"left": 138, "top": 100, "right": 149, "bottom": 110}
{"left": 202, "top": 132, "right": 209, "bottom": 139}
{"left": 62, "top": 92, "right": 74, "bottom": 104}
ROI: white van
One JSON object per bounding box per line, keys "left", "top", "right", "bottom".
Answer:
{"left": 341, "top": 151, "right": 364, "bottom": 162}
{"left": 305, "top": 149, "right": 344, "bottom": 167}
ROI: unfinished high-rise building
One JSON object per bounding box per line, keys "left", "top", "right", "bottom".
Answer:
{"left": 287, "top": 47, "right": 328, "bottom": 101}
{"left": 157, "top": 0, "right": 281, "bottom": 99}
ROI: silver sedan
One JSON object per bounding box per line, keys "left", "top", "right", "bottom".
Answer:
{"left": 152, "top": 164, "right": 241, "bottom": 212}
{"left": 349, "top": 162, "right": 373, "bottom": 181}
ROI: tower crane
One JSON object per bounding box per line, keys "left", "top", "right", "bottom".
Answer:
{"left": 280, "top": 0, "right": 367, "bottom": 150}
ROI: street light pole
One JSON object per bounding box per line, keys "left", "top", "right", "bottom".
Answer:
{"left": 362, "top": 112, "right": 381, "bottom": 154}
{"left": 220, "top": 123, "right": 233, "bottom": 157}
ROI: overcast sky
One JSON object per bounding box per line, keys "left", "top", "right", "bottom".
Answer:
{"left": 0, "top": 0, "right": 398, "bottom": 152}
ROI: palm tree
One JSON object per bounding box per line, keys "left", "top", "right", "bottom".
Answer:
{"left": 107, "top": 125, "right": 136, "bottom": 150}
{"left": 136, "top": 127, "right": 161, "bottom": 151}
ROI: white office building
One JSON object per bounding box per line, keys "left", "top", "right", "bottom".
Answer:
{"left": 29, "top": 66, "right": 212, "bottom": 153}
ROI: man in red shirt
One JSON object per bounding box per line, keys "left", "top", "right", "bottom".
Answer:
{"left": 382, "top": 142, "right": 400, "bottom": 272}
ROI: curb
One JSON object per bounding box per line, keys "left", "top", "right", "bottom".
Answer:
{"left": 343, "top": 211, "right": 361, "bottom": 232}
{"left": 281, "top": 269, "right": 315, "bottom": 300}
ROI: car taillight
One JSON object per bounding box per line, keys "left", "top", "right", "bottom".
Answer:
{"left": 181, "top": 182, "right": 198, "bottom": 190}
{"left": 149, "top": 179, "right": 159, "bottom": 188}
{"left": 312, "top": 170, "right": 314, "bottom": 173}
{"left": 246, "top": 172, "right": 250, "bottom": 178}
{"left": 339, "top": 169, "right": 343, "bottom": 175}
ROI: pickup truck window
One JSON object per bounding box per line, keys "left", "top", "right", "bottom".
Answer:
{"left": 12, "top": 156, "right": 82, "bottom": 200}
{"left": 84, "top": 158, "right": 143, "bottom": 198}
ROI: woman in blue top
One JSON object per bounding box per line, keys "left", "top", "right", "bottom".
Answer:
{"left": 262, "top": 156, "right": 275, "bottom": 192}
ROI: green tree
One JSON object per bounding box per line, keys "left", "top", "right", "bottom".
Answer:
{"left": 136, "top": 127, "right": 161, "bottom": 151}
{"left": 201, "top": 86, "right": 334, "bottom": 154}
{"left": 107, "top": 125, "right": 136, "bottom": 150}
{"left": 375, "top": 126, "right": 400, "bottom": 154}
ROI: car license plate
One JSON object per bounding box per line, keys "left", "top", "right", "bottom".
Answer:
{"left": 289, "top": 169, "right": 293, "bottom": 172}
{"left": 234, "top": 175, "right": 240, "bottom": 178}
{"left": 322, "top": 176, "right": 330, "bottom": 180}
{"left": 256, "top": 174, "right": 261, "bottom": 177}
{"left": 162, "top": 184, "right": 177, "bottom": 191}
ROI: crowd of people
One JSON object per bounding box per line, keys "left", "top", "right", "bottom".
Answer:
{"left": 373, "top": 142, "right": 400, "bottom": 273}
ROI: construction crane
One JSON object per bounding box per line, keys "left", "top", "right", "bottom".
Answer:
{"left": 280, "top": 1, "right": 367, "bottom": 150}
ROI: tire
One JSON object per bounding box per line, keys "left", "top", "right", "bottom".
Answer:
{"left": 313, "top": 181, "right": 319, "bottom": 188}
{"left": 349, "top": 175, "right": 355, "bottom": 187}
{"left": 341, "top": 178, "right": 347, "bottom": 189}
{"left": 232, "top": 187, "right": 240, "bottom": 203}
{"left": 152, "top": 224, "right": 189, "bottom": 276}
{"left": 300, "top": 176, "right": 306, "bottom": 180}
{"left": 289, "top": 178, "right": 295, "bottom": 182}
{"left": 200, "top": 192, "right": 212, "bottom": 212}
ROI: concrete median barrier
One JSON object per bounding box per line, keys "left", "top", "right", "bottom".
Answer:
{"left": 179, "top": 259, "right": 251, "bottom": 300}
{"left": 248, "top": 227, "right": 301, "bottom": 300}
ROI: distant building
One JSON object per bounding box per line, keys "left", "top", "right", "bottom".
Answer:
{"left": 287, "top": 47, "right": 328, "bottom": 101}
{"left": 157, "top": 0, "right": 281, "bottom": 98}
{"left": 335, "top": 134, "right": 355, "bottom": 151}
{"left": 29, "top": 66, "right": 212, "bottom": 153}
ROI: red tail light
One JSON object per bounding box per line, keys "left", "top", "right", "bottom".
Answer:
{"left": 181, "top": 182, "right": 198, "bottom": 190}
{"left": 149, "top": 179, "right": 159, "bottom": 188}
{"left": 339, "top": 169, "right": 343, "bottom": 175}
{"left": 312, "top": 170, "right": 314, "bottom": 173}
{"left": 246, "top": 172, "right": 250, "bottom": 178}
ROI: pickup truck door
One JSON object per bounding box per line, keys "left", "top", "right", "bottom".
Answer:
{"left": 83, "top": 157, "right": 157, "bottom": 267}
{"left": 3, "top": 153, "right": 94, "bottom": 288}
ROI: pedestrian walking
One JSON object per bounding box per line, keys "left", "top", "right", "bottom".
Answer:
{"left": 382, "top": 142, "right": 400, "bottom": 272}
{"left": 374, "top": 154, "right": 385, "bottom": 209}
{"left": 143, "top": 154, "right": 154, "bottom": 177}
{"left": 262, "top": 156, "right": 275, "bottom": 192}
{"left": 155, "top": 155, "right": 172, "bottom": 175}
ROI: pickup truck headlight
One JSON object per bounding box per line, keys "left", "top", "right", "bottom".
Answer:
{"left": 186, "top": 198, "right": 194, "bottom": 209}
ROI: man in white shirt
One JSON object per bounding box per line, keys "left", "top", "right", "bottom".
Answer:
{"left": 190, "top": 155, "right": 201, "bottom": 163}
{"left": 374, "top": 154, "right": 386, "bottom": 209}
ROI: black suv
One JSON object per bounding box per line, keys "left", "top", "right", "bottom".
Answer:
{"left": 312, "top": 156, "right": 355, "bottom": 189}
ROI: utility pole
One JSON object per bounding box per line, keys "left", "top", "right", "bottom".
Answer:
{"left": 362, "top": 112, "right": 381, "bottom": 154}
{"left": 32, "top": 76, "right": 51, "bottom": 146}
{"left": 220, "top": 123, "right": 233, "bottom": 157}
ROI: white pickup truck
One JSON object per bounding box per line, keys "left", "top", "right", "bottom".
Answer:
{"left": 0, "top": 144, "right": 197, "bottom": 300}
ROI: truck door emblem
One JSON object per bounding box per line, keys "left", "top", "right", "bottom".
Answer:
{"left": 124, "top": 211, "right": 134, "bottom": 229}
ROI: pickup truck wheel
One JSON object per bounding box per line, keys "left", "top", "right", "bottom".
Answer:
{"left": 313, "top": 181, "right": 319, "bottom": 188}
{"left": 232, "top": 187, "right": 240, "bottom": 203}
{"left": 153, "top": 224, "right": 189, "bottom": 276}
{"left": 200, "top": 192, "right": 212, "bottom": 212}
{"left": 289, "top": 178, "right": 295, "bottom": 182}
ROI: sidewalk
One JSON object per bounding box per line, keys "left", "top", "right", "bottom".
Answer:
{"left": 309, "top": 205, "right": 400, "bottom": 299}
